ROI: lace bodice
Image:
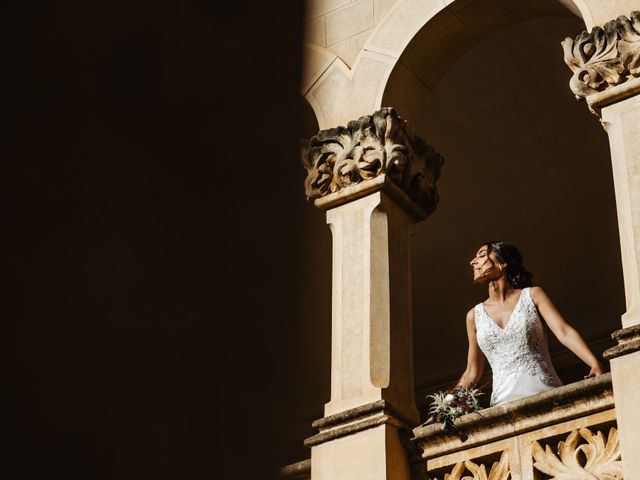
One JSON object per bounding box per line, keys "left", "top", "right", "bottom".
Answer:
{"left": 474, "top": 287, "right": 562, "bottom": 406}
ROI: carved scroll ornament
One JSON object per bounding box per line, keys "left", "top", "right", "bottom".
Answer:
{"left": 301, "top": 107, "right": 444, "bottom": 215}
{"left": 562, "top": 11, "right": 640, "bottom": 99}
{"left": 532, "top": 427, "right": 623, "bottom": 479}
{"left": 434, "top": 451, "right": 510, "bottom": 480}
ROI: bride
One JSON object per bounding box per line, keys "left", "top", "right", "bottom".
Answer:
{"left": 457, "top": 241, "right": 604, "bottom": 406}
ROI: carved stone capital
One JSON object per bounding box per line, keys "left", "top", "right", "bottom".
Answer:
{"left": 562, "top": 11, "right": 640, "bottom": 106}
{"left": 301, "top": 107, "right": 444, "bottom": 217}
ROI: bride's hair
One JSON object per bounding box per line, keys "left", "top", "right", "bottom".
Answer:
{"left": 484, "top": 241, "right": 534, "bottom": 288}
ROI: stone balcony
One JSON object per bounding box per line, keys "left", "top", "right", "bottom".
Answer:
{"left": 281, "top": 374, "right": 620, "bottom": 479}
{"left": 412, "top": 373, "right": 618, "bottom": 479}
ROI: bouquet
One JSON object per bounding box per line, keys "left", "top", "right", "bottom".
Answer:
{"left": 424, "top": 386, "right": 483, "bottom": 431}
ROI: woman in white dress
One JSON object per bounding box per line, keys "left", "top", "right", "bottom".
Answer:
{"left": 457, "top": 241, "right": 604, "bottom": 406}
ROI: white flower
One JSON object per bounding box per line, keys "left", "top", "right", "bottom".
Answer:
{"left": 444, "top": 394, "right": 455, "bottom": 404}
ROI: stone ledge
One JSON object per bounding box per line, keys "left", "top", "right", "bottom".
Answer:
{"left": 277, "top": 459, "right": 311, "bottom": 480}
{"left": 611, "top": 323, "right": 640, "bottom": 342}
{"left": 587, "top": 76, "right": 640, "bottom": 110}
{"left": 304, "top": 413, "right": 404, "bottom": 447}
{"left": 604, "top": 324, "right": 640, "bottom": 360}
{"left": 311, "top": 399, "right": 386, "bottom": 429}
{"left": 412, "top": 373, "right": 613, "bottom": 459}
{"left": 304, "top": 399, "right": 415, "bottom": 447}
{"left": 314, "top": 173, "right": 429, "bottom": 220}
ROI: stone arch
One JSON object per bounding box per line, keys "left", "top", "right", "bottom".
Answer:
{"left": 396, "top": 12, "right": 625, "bottom": 393}
{"left": 299, "top": 95, "right": 320, "bottom": 140}
{"left": 301, "top": 0, "right": 615, "bottom": 130}
{"left": 298, "top": 3, "right": 640, "bottom": 476}
{"left": 301, "top": 0, "right": 629, "bottom": 399}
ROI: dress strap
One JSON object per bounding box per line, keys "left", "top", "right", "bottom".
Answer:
{"left": 521, "top": 286, "right": 532, "bottom": 304}
{"left": 473, "top": 303, "right": 482, "bottom": 325}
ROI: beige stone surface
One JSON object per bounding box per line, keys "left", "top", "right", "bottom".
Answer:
{"left": 278, "top": 459, "right": 311, "bottom": 479}
{"left": 306, "top": 51, "right": 394, "bottom": 128}
{"left": 303, "top": 0, "right": 639, "bottom": 130}
{"left": 601, "top": 94, "right": 640, "bottom": 328}
{"left": 427, "top": 413, "right": 620, "bottom": 479}
{"left": 381, "top": 61, "right": 431, "bottom": 123}
{"left": 562, "top": 11, "right": 640, "bottom": 103}
{"left": 301, "top": 108, "right": 443, "bottom": 216}
{"left": 365, "top": 0, "right": 446, "bottom": 58}
{"left": 326, "top": 0, "right": 374, "bottom": 45}
{"left": 305, "top": 0, "right": 351, "bottom": 21}
{"left": 301, "top": 43, "right": 336, "bottom": 96}
{"left": 610, "top": 351, "right": 640, "bottom": 478}
{"left": 413, "top": 375, "right": 618, "bottom": 479}
{"left": 524, "top": 415, "right": 621, "bottom": 479}
{"left": 305, "top": 15, "right": 327, "bottom": 47}
{"left": 350, "top": 28, "right": 373, "bottom": 65}
{"left": 556, "top": 0, "right": 585, "bottom": 18}
{"left": 413, "top": 374, "right": 614, "bottom": 459}
{"left": 374, "top": 0, "right": 400, "bottom": 24}
{"left": 443, "top": 0, "right": 514, "bottom": 38}
{"left": 301, "top": 150, "right": 442, "bottom": 479}
{"left": 351, "top": 0, "right": 375, "bottom": 36}
{"left": 327, "top": 37, "right": 351, "bottom": 65}
{"left": 395, "top": 8, "right": 477, "bottom": 91}
{"left": 311, "top": 424, "right": 411, "bottom": 480}
{"left": 299, "top": 3, "right": 640, "bottom": 479}
{"left": 326, "top": 3, "right": 355, "bottom": 45}
{"left": 322, "top": 187, "right": 419, "bottom": 421}
{"left": 582, "top": 0, "right": 640, "bottom": 28}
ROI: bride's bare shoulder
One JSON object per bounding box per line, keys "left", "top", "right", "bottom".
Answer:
{"left": 529, "top": 286, "right": 547, "bottom": 299}
{"left": 529, "top": 286, "right": 554, "bottom": 307}
{"left": 465, "top": 307, "right": 475, "bottom": 324}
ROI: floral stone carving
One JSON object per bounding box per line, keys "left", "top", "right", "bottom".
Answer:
{"left": 532, "top": 427, "right": 623, "bottom": 479}
{"left": 434, "top": 451, "right": 510, "bottom": 480}
{"left": 301, "top": 107, "right": 444, "bottom": 215}
{"left": 562, "top": 11, "right": 640, "bottom": 99}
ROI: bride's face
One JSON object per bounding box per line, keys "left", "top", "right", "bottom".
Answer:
{"left": 470, "top": 245, "right": 502, "bottom": 283}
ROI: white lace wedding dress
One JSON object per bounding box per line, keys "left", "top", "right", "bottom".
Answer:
{"left": 474, "top": 287, "right": 563, "bottom": 406}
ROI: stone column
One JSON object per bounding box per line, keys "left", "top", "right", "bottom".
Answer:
{"left": 301, "top": 108, "right": 443, "bottom": 480}
{"left": 563, "top": 11, "right": 640, "bottom": 479}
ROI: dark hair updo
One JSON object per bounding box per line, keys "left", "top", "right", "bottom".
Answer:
{"left": 484, "top": 241, "right": 534, "bottom": 288}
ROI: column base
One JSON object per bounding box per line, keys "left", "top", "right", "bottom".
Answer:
{"left": 306, "top": 400, "right": 418, "bottom": 480}
{"left": 604, "top": 324, "right": 640, "bottom": 479}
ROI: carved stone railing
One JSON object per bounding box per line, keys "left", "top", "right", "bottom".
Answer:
{"left": 412, "top": 374, "right": 620, "bottom": 479}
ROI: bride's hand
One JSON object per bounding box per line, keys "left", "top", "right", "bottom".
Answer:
{"left": 584, "top": 362, "right": 604, "bottom": 379}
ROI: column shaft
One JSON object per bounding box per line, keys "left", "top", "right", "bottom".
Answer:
{"left": 602, "top": 95, "right": 640, "bottom": 328}
{"left": 325, "top": 189, "right": 418, "bottom": 423}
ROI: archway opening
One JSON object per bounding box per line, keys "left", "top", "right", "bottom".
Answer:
{"left": 381, "top": 1, "right": 625, "bottom": 415}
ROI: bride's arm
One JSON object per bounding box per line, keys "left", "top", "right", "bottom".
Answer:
{"left": 530, "top": 286, "right": 604, "bottom": 378}
{"left": 457, "top": 308, "right": 486, "bottom": 388}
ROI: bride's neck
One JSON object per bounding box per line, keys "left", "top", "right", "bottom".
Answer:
{"left": 487, "top": 278, "right": 513, "bottom": 302}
